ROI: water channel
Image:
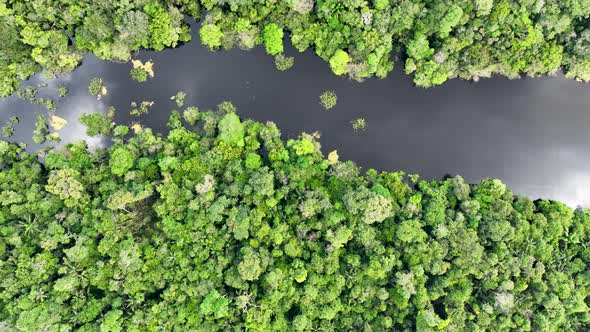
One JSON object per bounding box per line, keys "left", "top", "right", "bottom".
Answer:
{"left": 1, "top": 22, "right": 589, "bottom": 206}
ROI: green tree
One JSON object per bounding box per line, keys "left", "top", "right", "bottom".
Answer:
{"left": 319, "top": 90, "right": 337, "bottom": 110}
{"left": 130, "top": 67, "right": 148, "bottom": 82}
{"left": 32, "top": 114, "right": 49, "bottom": 144}
{"left": 218, "top": 112, "right": 245, "bottom": 147}
{"left": 275, "top": 54, "right": 294, "bottom": 71}
{"left": 88, "top": 77, "right": 107, "bottom": 99}
{"left": 200, "top": 24, "right": 223, "bottom": 49}
{"left": 46, "top": 168, "right": 85, "bottom": 207}
{"left": 110, "top": 147, "right": 135, "bottom": 176}
{"left": 80, "top": 112, "right": 115, "bottom": 136}
{"left": 329, "top": 50, "right": 350, "bottom": 76}
{"left": 263, "top": 23, "right": 284, "bottom": 56}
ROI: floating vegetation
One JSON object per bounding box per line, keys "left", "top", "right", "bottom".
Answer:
{"left": 183, "top": 106, "right": 200, "bottom": 126}
{"left": 275, "top": 54, "right": 294, "bottom": 71}
{"left": 79, "top": 107, "right": 115, "bottom": 136}
{"left": 130, "top": 59, "right": 155, "bottom": 82}
{"left": 32, "top": 114, "right": 49, "bottom": 144}
{"left": 130, "top": 101, "right": 155, "bottom": 116}
{"left": 88, "top": 77, "right": 108, "bottom": 99}
{"left": 351, "top": 117, "right": 367, "bottom": 131}
{"left": 46, "top": 132, "right": 61, "bottom": 143}
{"left": 2, "top": 116, "right": 19, "bottom": 138}
{"left": 57, "top": 86, "right": 69, "bottom": 97}
{"left": 171, "top": 91, "right": 187, "bottom": 107}
{"left": 319, "top": 90, "right": 337, "bottom": 110}
{"left": 16, "top": 86, "right": 37, "bottom": 101}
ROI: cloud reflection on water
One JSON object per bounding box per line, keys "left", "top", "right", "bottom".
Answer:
{"left": 0, "top": 39, "right": 589, "bottom": 208}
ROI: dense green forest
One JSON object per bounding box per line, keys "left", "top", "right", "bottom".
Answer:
{"left": 0, "top": 105, "right": 588, "bottom": 331}
{"left": 3, "top": 0, "right": 590, "bottom": 97}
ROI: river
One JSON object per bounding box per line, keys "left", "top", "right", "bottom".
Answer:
{"left": 1, "top": 22, "right": 589, "bottom": 207}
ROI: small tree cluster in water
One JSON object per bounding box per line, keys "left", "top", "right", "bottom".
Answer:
{"left": 319, "top": 90, "right": 338, "bottom": 110}
{"left": 351, "top": 118, "right": 368, "bottom": 131}
{"left": 130, "top": 60, "right": 155, "bottom": 83}
{"left": 14, "top": 86, "right": 56, "bottom": 111}
{"left": 0, "top": 104, "right": 588, "bottom": 331}
{"left": 130, "top": 101, "right": 155, "bottom": 117}
{"left": 275, "top": 54, "right": 295, "bottom": 71}
{"left": 2, "top": 116, "right": 19, "bottom": 138}
{"left": 4, "top": 0, "right": 590, "bottom": 97}
{"left": 88, "top": 77, "right": 107, "bottom": 100}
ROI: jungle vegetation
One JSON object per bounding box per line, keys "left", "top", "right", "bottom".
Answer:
{"left": 3, "top": 0, "right": 590, "bottom": 97}
{"left": 0, "top": 104, "right": 588, "bottom": 331}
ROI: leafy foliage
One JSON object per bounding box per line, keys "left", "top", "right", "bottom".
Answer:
{"left": 329, "top": 50, "right": 350, "bottom": 76}
{"left": 171, "top": 91, "right": 187, "bottom": 107}
{"left": 57, "top": 86, "right": 68, "bottom": 98}
{"left": 0, "top": 105, "right": 588, "bottom": 331}
{"left": 130, "top": 101, "right": 155, "bottom": 117}
{"left": 130, "top": 67, "right": 148, "bottom": 83}
{"left": 130, "top": 59, "right": 155, "bottom": 83}
{"left": 351, "top": 118, "right": 367, "bottom": 131}
{"left": 0, "top": 0, "right": 190, "bottom": 97}
{"left": 320, "top": 90, "right": 338, "bottom": 110}
{"left": 275, "top": 54, "right": 295, "bottom": 71}
{"left": 200, "top": 24, "right": 223, "bottom": 49}
{"left": 88, "top": 77, "right": 107, "bottom": 99}
{"left": 32, "top": 114, "right": 49, "bottom": 144}
{"left": 79, "top": 110, "right": 115, "bottom": 137}
{"left": 263, "top": 23, "right": 284, "bottom": 56}
{"left": 3, "top": 0, "right": 590, "bottom": 96}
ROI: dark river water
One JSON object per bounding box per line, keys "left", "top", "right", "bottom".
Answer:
{"left": 1, "top": 22, "right": 589, "bottom": 207}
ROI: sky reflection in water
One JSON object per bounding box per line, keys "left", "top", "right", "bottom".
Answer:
{"left": 0, "top": 30, "right": 589, "bottom": 207}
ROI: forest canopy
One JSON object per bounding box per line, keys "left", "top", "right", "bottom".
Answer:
{"left": 0, "top": 104, "right": 588, "bottom": 331}
{"left": 3, "top": 0, "right": 590, "bottom": 97}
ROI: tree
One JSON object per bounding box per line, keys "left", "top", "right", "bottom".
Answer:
{"left": 407, "top": 34, "right": 433, "bottom": 61}
{"left": 351, "top": 118, "right": 367, "bottom": 131}
{"left": 343, "top": 188, "right": 393, "bottom": 224}
{"left": 49, "top": 115, "right": 67, "bottom": 131}
{"left": 80, "top": 111, "right": 115, "bottom": 136}
{"left": 45, "top": 168, "right": 85, "bottom": 207}
{"left": 238, "top": 248, "right": 264, "bottom": 281}
{"left": 263, "top": 23, "right": 284, "bottom": 56}
{"left": 130, "top": 67, "right": 148, "bottom": 82}
{"left": 183, "top": 106, "right": 200, "bottom": 126}
{"left": 88, "top": 77, "right": 107, "bottom": 99}
{"left": 218, "top": 112, "right": 245, "bottom": 147}
{"left": 2, "top": 116, "right": 18, "bottom": 138}
{"left": 57, "top": 86, "right": 68, "bottom": 97}
{"left": 130, "top": 101, "right": 154, "bottom": 116}
{"left": 329, "top": 50, "right": 350, "bottom": 76}
{"left": 32, "top": 114, "right": 49, "bottom": 144}
{"left": 171, "top": 91, "right": 187, "bottom": 107}
{"left": 200, "top": 290, "right": 230, "bottom": 319}
{"left": 144, "top": 2, "right": 183, "bottom": 51}
{"left": 110, "top": 147, "right": 135, "bottom": 176}
{"left": 275, "top": 54, "right": 295, "bottom": 71}
{"left": 319, "top": 90, "right": 337, "bottom": 110}
{"left": 200, "top": 24, "right": 223, "bottom": 49}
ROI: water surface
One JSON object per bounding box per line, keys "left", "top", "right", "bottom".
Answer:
{"left": 1, "top": 25, "right": 589, "bottom": 207}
